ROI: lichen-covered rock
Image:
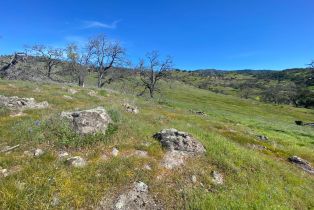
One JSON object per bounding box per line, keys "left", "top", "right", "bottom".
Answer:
{"left": 161, "top": 151, "right": 188, "bottom": 169}
{"left": 153, "top": 129, "right": 206, "bottom": 169}
{"left": 66, "top": 156, "right": 86, "bottom": 168}
{"left": 33, "top": 148, "right": 44, "bottom": 157}
{"left": 123, "top": 103, "right": 139, "bottom": 114}
{"left": 0, "top": 95, "right": 49, "bottom": 110}
{"left": 111, "top": 182, "right": 163, "bottom": 210}
{"left": 288, "top": 156, "right": 314, "bottom": 174}
{"left": 61, "top": 107, "right": 112, "bottom": 135}
{"left": 212, "top": 171, "right": 224, "bottom": 185}
{"left": 153, "top": 128, "right": 206, "bottom": 154}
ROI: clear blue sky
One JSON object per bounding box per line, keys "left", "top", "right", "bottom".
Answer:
{"left": 0, "top": 0, "right": 313, "bottom": 70}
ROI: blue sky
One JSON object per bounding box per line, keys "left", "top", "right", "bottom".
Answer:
{"left": 0, "top": 0, "right": 314, "bottom": 70}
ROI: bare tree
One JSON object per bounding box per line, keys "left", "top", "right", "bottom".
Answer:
{"left": 87, "top": 34, "right": 125, "bottom": 88}
{"left": 28, "top": 45, "right": 64, "bottom": 78}
{"left": 66, "top": 43, "right": 93, "bottom": 87}
{"left": 137, "top": 51, "right": 173, "bottom": 98}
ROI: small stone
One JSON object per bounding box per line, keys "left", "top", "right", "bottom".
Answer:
{"left": 123, "top": 103, "right": 139, "bottom": 114}
{"left": 63, "top": 95, "right": 73, "bottom": 100}
{"left": 58, "top": 151, "right": 69, "bottom": 159}
{"left": 257, "top": 135, "right": 268, "bottom": 141}
{"left": 0, "top": 168, "right": 9, "bottom": 177}
{"left": 88, "top": 90, "right": 97, "bottom": 97}
{"left": 133, "top": 150, "right": 148, "bottom": 158}
{"left": 110, "top": 181, "right": 162, "bottom": 210}
{"left": 68, "top": 88, "right": 78, "bottom": 94}
{"left": 67, "top": 156, "right": 86, "bottom": 168}
{"left": 51, "top": 196, "right": 60, "bottom": 206}
{"left": 143, "top": 164, "right": 152, "bottom": 171}
{"left": 212, "top": 171, "right": 224, "bottom": 185}
{"left": 191, "top": 175, "right": 197, "bottom": 183}
{"left": 33, "top": 149, "right": 44, "bottom": 157}
{"left": 112, "top": 148, "right": 119, "bottom": 157}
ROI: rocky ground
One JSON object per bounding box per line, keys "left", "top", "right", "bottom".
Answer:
{"left": 0, "top": 79, "right": 313, "bottom": 209}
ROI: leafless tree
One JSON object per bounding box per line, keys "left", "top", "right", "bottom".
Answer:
{"left": 87, "top": 34, "right": 125, "bottom": 88}
{"left": 66, "top": 43, "right": 93, "bottom": 87}
{"left": 28, "top": 45, "right": 64, "bottom": 78}
{"left": 137, "top": 51, "right": 173, "bottom": 98}
{"left": 309, "top": 60, "right": 314, "bottom": 68}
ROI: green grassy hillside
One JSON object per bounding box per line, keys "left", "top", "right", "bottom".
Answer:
{"left": 0, "top": 79, "right": 313, "bottom": 209}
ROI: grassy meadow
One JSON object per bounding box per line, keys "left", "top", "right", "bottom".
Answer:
{"left": 0, "top": 78, "right": 313, "bottom": 209}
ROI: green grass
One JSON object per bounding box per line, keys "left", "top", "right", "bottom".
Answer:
{"left": 0, "top": 79, "right": 313, "bottom": 209}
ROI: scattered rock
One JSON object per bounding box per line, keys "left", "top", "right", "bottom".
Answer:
{"left": 154, "top": 129, "right": 206, "bottom": 169}
{"left": 257, "top": 135, "right": 268, "bottom": 141}
{"left": 128, "top": 150, "right": 148, "bottom": 158}
{"left": 0, "top": 95, "right": 49, "bottom": 110}
{"left": 112, "top": 182, "right": 162, "bottom": 210}
{"left": 88, "top": 90, "right": 97, "bottom": 97}
{"left": 61, "top": 107, "right": 112, "bottom": 135}
{"left": 112, "top": 147, "right": 119, "bottom": 157}
{"left": 123, "top": 103, "right": 139, "bottom": 114}
{"left": 161, "top": 150, "right": 188, "bottom": 169}
{"left": 191, "top": 175, "right": 197, "bottom": 183}
{"left": 288, "top": 156, "right": 314, "bottom": 174}
{"left": 58, "top": 151, "right": 69, "bottom": 159}
{"left": 51, "top": 196, "right": 60, "bottom": 206}
{"left": 33, "top": 148, "right": 44, "bottom": 157}
{"left": 68, "top": 88, "right": 78, "bottom": 94}
{"left": 212, "top": 171, "right": 224, "bottom": 185}
{"left": 0, "top": 168, "right": 9, "bottom": 178}
{"left": 66, "top": 156, "right": 86, "bottom": 168}
{"left": 153, "top": 128, "right": 206, "bottom": 154}
{"left": 63, "top": 95, "right": 73, "bottom": 100}
{"left": 248, "top": 144, "right": 267, "bottom": 151}
{"left": 143, "top": 164, "right": 152, "bottom": 171}
{"left": 189, "top": 109, "right": 207, "bottom": 116}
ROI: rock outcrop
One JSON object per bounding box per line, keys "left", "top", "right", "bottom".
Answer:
{"left": 153, "top": 128, "right": 206, "bottom": 169}
{"left": 110, "top": 182, "right": 163, "bottom": 210}
{"left": 61, "top": 107, "right": 112, "bottom": 135}
{"left": 288, "top": 156, "right": 314, "bottom": 174}
{"left": 0, "top": 95, "right": 49, "bottom": 110}
{"left": 153, "top": 128, "right": 206, "bottom": 154}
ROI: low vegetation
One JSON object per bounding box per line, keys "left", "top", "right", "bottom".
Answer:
{"left": 0, "top": 78, "right": 313, "bottom": 209}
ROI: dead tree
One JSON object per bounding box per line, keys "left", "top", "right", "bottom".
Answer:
{"left": 28, "top": 45, "right": 64, "bottom": 78}
{"left": 88, "top": 34, "right": 125, "bottom": 88}
{"left": 66, "top": 43, "right": 93, "bottom": 87}
{"left": 137, "top": 51, "right": 173, "bottom": 98}
{"left": 0, "top": 52, "right": 27, "bottom": 76}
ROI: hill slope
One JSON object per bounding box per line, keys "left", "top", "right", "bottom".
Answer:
{"left": 0, "top": 79, "right": 313, "bottom": 209}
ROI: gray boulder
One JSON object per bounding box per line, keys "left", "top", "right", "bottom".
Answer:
{"left": 153, "top": 128, "right": 206, "bottom": 154}
{"left": 61, "top": 107, "right": 112, "bottom": 135}
{"left": 0, "top": 95, "right": 49, "bottom": 110}
{"left": 288, "top": 156, "right": 314, "bottom": 174}
{"left": 153, "top": 129, "right": 206, "bottom": 169}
